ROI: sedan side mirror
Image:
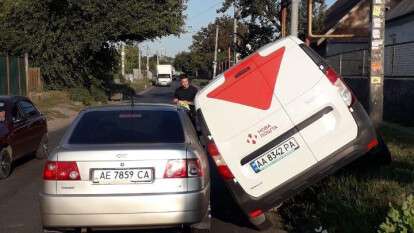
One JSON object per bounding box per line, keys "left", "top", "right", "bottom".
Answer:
{"left": 12, "top": 117, "right": 25, "bottom": 124}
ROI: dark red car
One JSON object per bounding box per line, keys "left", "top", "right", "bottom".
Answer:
{"left": 0, "top": 96, "right": 48, "bottom": 179}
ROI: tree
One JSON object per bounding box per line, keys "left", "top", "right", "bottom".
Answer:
{"left": 299, "top": 0, "right": 327, "bottom": 38}
{"left": 0, "top": 0, "right": 186, "bottom": 90}
{"left": 219, "top": 0, "right": 281, "bottom": 58}
{"left": 174, "top": 51, "right": 193, "bottom": 75}
{"left": 185, "top": 15, "right": 247, "bottom": 78}
{"left": 219, "top": 0, "right": 327, "bottom": 57}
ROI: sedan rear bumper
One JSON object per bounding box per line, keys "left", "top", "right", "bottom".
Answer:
{"left": 40, "top": 187, "right": 209, "bottom": 228}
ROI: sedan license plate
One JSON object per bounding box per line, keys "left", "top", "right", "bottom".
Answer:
{"left": 92, "top": 168, "right": 153, "bottom": 184}
{"left": 250, "top": 137, "right": 300, "bottom": 173}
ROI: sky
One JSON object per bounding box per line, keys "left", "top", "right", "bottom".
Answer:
{"left": 141, "top": 0, "right": 336, "bottom": 57}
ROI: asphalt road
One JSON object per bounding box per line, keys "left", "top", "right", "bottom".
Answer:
{"left": 0, "top": 82, "right": 283, "bottom": 233}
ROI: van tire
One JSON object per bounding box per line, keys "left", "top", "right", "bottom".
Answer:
{"left": 375, "top": 134, "right": 392, "bottom": 164}
{"left": 249, "top": 213, "right": 273, "bottom": 231}
{"left": 363, "top": 133, "right": 392, "bottom": 165}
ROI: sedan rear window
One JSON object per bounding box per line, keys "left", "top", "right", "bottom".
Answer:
{"left": 69, "top": 110, "right": 185, "bottom": 144}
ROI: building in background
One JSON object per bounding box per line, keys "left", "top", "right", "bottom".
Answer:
{"left": 313, "top": 0, "right": 414, "bottom": 126}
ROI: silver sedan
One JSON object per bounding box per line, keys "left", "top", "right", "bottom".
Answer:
{"left": 40, "top": 104, "right": 210, "bottom": 232}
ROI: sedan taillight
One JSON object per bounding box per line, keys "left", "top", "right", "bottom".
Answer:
{"left": 43, "top": 161, "right": 81, "bottom": 181}
{"left": 163, "top": 159, "right": 203, "bottom": 178}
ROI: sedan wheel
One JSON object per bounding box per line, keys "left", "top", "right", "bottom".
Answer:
{"left": 36, "top": 134, "right": 49, "bottom": 160}
{"left": 0, "top": 148, "right": 12, "bottom": 179}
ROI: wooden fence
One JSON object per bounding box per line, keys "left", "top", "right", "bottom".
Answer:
{"left": 28, "top": 68, "right": 43, "bottom": 93}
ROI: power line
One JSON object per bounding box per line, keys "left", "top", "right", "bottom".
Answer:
{"left": 187, "top": 2, "right": 222, "bottom": 21}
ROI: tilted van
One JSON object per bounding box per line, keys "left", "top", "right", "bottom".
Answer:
{"left": 195, "top": 36, "right": 380, "bottom": 228}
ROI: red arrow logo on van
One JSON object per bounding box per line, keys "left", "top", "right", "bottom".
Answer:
{"left": 207, "top": 47, "right": 285, "bottom": 110}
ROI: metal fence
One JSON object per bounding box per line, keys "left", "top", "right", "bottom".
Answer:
{"left": 0, "top": 54, "right": 28, "bottom": 96}
{"left": 325, "top": 41, "right": 414, "bottom": 126}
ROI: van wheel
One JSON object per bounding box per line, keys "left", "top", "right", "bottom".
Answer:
{"left": 374, "top": 134, "right": 392, "bottom": 164}
{"left": 36, "top": 134, "right": 49, "bottom": 160}
{"left": 0, "top": 148, "right": 12, "bottom": 179}
{"left": 249, "top": 213, "right": 273, "bottom": 231}
{"left": 364, "top": 134, "right": 392, "bottom": 165}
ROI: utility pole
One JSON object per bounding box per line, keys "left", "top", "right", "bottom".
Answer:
{"left": 146, "top": 46, "right": 150, "bottom": 79}
{"left": 228, "top": 47, "right": 231, "bottom": 69}
{"left": 233, "top": 1, "right": 240, "bottom": 64}
{"left": 369, "top": 0, "right": 386, "bottom": 126}
{"left": 144, "top": 45, "right": 149, "bottom": 88}
{"left": 291, "top": 0, "right": 300, "bottom": 37}
{"left": 121, "top": 43, "right": 125, "bottom": 77}
{"left": 281, "top": 0, "right": 288, "bottom": 37}
{"left": 156, "top": 51, "right": 159, "bottom": 66}
{"left": 138, "top": 46, "right": 141, "bottom": 79}
{"left": 213, "top": 24, "right": 219, "bottom": 78}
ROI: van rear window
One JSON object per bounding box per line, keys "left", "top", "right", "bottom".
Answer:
{"left": 69, "top": 110, "right": 184, "bottom": 144}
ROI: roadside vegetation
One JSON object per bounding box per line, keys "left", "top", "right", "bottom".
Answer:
{"left": 0, "top": 0, "right": 185, "bottom": 100}
{"left": 279, "top": 124, "right": 414, "bottom": 233}
{"left": 31, "top": 91, "right": 82, "bottom": 120}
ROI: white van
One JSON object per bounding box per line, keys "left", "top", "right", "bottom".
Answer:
{"left": 156, "top": 64, "right": 173, "bottom": 86}
{"left": 195, "top": 37, "right": 379, "bottom": 227}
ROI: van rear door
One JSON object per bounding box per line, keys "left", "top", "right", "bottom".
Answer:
{"left": 196, "top": 38, "right": 317, "bottom": 198}
{"left": 273, "top": 38, "right": 358, "bottom": 161}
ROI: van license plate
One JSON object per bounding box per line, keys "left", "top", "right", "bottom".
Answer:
{"left": 92, "top": 168, "right": 153, "bottom": 184}
{"left": 250, "top": 137, "right": 300, "bottom": 173}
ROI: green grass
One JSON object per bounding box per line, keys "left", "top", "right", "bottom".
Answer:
{"left": 279, "top": 125, "right": 414, "bottom": 233}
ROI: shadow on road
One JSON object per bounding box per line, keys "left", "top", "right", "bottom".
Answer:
{"left": 208, "top": 157, "right": 254, "bottom": 229}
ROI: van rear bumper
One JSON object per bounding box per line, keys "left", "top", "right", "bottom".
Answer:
{"left": 225, "top": 101, "right": 377, "bottom": 216}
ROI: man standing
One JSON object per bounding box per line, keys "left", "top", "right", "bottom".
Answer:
{"left": 173, "top": 74, "right": 198, "bottom": 107}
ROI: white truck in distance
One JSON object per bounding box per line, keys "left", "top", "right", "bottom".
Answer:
{"left": 156, "top": 64, "right": 173, "bottom": 86}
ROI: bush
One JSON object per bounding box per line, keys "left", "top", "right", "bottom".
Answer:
{"left": 379, "top": 195, "right": 414, "bottom": 233}
{"left": 90, "top": 85, "right": 108, "bottom": 103}
{"left": 69, "top": 88, "right": 93, "bottom": 105}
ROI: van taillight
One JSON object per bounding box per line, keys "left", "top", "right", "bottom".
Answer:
{"left": 43, "top": 161, "right": 81, "bottom": 181}
{"left": 207, "top": 142, "right": 235, "bottom": 180}
{"left": 163, "top": 159, "right": 203, "bottom": 178}
{"left": 325, "top": 67, "right": 355, "bottom": 107}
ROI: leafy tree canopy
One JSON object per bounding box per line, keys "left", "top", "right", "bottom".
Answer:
{"left": 175, "top": 15, "right": 247, "bottom": 78}
{"left": 0, "top": 0, "right": 186, "bottom": 90}
{"left": 219, "top": 0, "right": 326, "bottom": 57}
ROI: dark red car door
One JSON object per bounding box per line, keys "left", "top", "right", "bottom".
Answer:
{"left": 17, "top": 100, "right": 46, "bottom": 154}
{"left": 9, "top": 102, "right": 32, "bottom": 158}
